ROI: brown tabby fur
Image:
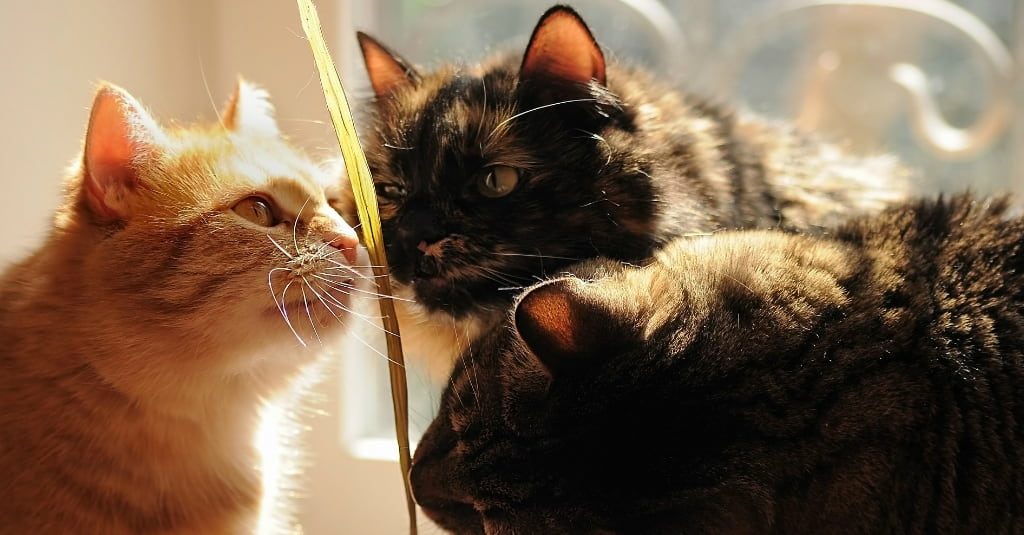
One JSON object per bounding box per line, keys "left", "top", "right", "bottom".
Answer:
{"left": 412, "top": 195, "right": 1024, "bottom": 534}
{"left": 341, "top": 6, "right": 908, "bottom": 377}
{"left": 0, "top": 81, "right": 363, "bottom": 534}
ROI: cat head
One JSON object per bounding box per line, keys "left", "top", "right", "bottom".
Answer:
{"left": 349, "top": 5, "right": 663, "bottom": 319}
{"left": 58, "top": 80, "right": 365, "bottom": 401}
{"left": 410, "top": 233, "right": 859, "bottom": 533}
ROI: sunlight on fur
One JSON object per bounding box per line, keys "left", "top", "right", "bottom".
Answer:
{"left": 256, "top": 358, "right": 331, "bottom": 535}
{"left": 256, "top": 401, "right": 287, "bottom": 535}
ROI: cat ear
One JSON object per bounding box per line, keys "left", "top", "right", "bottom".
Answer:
{"left": 514, "top": 277, "right": 621, "bottom": 376}
{"left": 520, "top": 6, "right": 606, "bottom": 88}
{"left": 356, "top": 31, "right": 421, "bottom": 99}
{"left": 82, "top": 83, "right": 165, "bottom": 222}
{"left": 221, "top": 77, "right": 280, "bottom": 137}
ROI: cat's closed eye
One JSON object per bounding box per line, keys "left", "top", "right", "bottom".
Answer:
{"left": 478, "top": 165, "right": 519, "bottom": 198}
{"left": 375, "top": 182, "right": 405, "bottom": 200}
{"left": 232, "top": 195, "right": 280, "bottom": 227}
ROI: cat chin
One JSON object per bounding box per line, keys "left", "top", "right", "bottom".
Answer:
{"left": 393, "top": 284, "right": 501, "bottom": 382}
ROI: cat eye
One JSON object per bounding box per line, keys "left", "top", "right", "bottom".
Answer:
{"left": 478, "top": 165, "right": 520, "bottom": 198}
{"left": 375, "top": 182, "right": 406, "bottom": 199}
{"left": 232, "top": 196, "right": 279, "bottom": 227}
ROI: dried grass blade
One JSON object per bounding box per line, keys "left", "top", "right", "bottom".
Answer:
{"left": 295, "top": 1, "right": 416, "bottom": 532}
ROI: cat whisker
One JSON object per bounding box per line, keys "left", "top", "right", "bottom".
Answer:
{"left": 322, "top": 256, "right": 387, "bottom": 271}
{"left": 493, "top": 252, "right": 583, "bottom": 262}
{"left": 314, "top": 274, "right": 416, "bottom": 303}
{"left": 312, "top": 282, "right": 399, "bottom": 337}
{"left": 341, "top": 319, "right": 405, "bottom": 368}
{"left": 452, "top": 316, "right": 481, "bottom": 404}
{"left": 267, "top": 267, "right": 292, "bottom": 318}
{"left": 299, "top": 282, "right": 324, "bottom": 346}
{"left": 293, "top": 197, "right": 311, "bottom": 254}
{"left": 268, "top": 235, "right": 295, "bottom": 259}
{"left": 320, "top": 267, "right": 391, "bottom": 279}
{"left": 475, "top": 75, "right": 488, "bottom": 142}
{"left": 314, "top": 283, "right": 387, "bottom": 324}
{"left": 198, "top": 50, "right": 228, "bottom": 134}
{"left": 486, "top": 98, "right": 598, "bottom": 142}
{"left": 313, "top": 273, "right": 383, "bottom": 299}
{"left": 277, "top": 279, "right": 308, "bottom": 348}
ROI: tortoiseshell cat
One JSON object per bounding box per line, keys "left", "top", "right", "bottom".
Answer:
{"left": 0, "top": 81, "right": 363, "bottom": 533}
{"left": 342, "top": 5, "right": 908, "bottom": 370}
{"left": 411, "top": 195, "right": 1024, "bottom": 534}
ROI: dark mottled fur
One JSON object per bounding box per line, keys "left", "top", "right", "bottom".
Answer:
{"left": 347, "top": 6, "right": 906, "bottom": 347}
{"left": 412, "top": 195, "right": 1024, "bottom": 534}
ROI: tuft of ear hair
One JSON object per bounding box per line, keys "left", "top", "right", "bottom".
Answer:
{"left": 514, "top": 276, "right": 624, "bottom": 376}
{"left": 356, "top": 31, "right": 421, "bottom": 100}
{"left": 82, "top": 83, "right": 166, "bottom": 222}
{"left": 220, "top": 77, "right": 281, "bottom": 138}
{"left": 520, "top": 5, "right": 606, "bottom": 88}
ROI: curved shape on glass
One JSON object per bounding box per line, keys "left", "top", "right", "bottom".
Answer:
{"left": 713, "top": 0, "right": 1013, "bottom": 159}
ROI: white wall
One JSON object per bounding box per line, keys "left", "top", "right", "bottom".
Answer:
{"left": 1, "top": 2, "right": 411, "bottom": 533}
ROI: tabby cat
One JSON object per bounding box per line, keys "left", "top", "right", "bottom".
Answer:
{"left": 0, "top": 80, "right": 363, "bottom": 533}
{"left": 411, "top": 195, "right": 1024, "bottom": 534}
{"left": 342, "top": 5, "right": 908, "bottom": 371}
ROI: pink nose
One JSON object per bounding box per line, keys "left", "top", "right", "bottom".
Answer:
{"left": 326, "top": 229, "right": 360, "bottom": 265}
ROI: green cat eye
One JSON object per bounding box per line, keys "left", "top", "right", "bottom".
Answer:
{"left": 478, "top": 165, "right": 519, "bottom": 198}
{"left": 232, "top": 196, "right": 279, "bottom": 227}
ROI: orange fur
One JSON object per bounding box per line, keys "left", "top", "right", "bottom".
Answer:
{"left": 0, "top": 80, "right": 364, "bottom": 534}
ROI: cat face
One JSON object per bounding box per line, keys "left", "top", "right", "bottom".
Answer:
{"left": 352, "top": 6, "right": 662, "bottom": 319}
{"left": 410, "top": 232, "right": 861, "bottom": 533}
{"left": 64, "top": 81, "right": 364, "bottom": 383}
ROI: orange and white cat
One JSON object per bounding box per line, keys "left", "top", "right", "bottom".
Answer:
{"left": 0, "top": 80, "right": 364, "bottom": 533}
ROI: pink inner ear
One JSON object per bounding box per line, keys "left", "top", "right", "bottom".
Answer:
{"left": 83, "top": 87, "right": 148, "bottom": 220}
{"left": 521, "top": 9, "right": 607, "bottom": 86}
{"left": 358, "top": 33, "right": 416, "bottom": 98}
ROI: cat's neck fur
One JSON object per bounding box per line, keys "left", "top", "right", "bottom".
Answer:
{"left": 0, "top": 228, "right": 273, "bottom": 534}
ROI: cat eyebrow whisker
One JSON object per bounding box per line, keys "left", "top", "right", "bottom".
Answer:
{"left": 267, "top": 235, "right": 294, "bottom": 259}
{"left": 493, "top": 252, "right": 583, "bottom": 262}
{"left": 292, "top": 197, "right": 311, "bottom": 254}
{"left": 475, "top": 75, "right": 488, "bottom": 142}
{"left": 486, "top": 98, "right": 598, "bottom": 142}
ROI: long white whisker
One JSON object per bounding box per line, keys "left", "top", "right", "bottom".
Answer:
{"left": 313, "top": 282, "right": 398, "bottom": 335}
{"left": 268, "top": 235, "right": 294, "bottom": 259}
{"left": 299, "top": 281, "right": 323, "bottom": 346}
{"left": 293, "top": 197, "right": 311, "bottom": 254}
{"left": 488, "top": 98, "right": 598, "bottom": 141}
{"left": 345, "top": 324, "right": 404, "bottom": 367}
{"left": 313, "top": 274, "right": 415, "bottom": 303}
{"left": 267, "top": 268, "right": 289, "bottom": 315}
{"left": 493, "top": 252, "right": 582, "bottom": 261}
{"left": 278, "top": 279, "right": 307, "bottom": 347}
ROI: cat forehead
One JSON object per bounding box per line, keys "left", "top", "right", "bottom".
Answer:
{"left": 382, "top": 65, "right": 518, "bottom": 144}
{"left": 160, "top": 132, "right": 326, "bottom": 205}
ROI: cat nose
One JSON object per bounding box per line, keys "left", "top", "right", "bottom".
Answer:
{"left": 397, "top": 208, "right": 446, "bottom": 249}
{"left": 410, "top": 456, "right": 478, "bottom": 531}
{"left": 326, "top": 228, "right": 360, "bottom": 265}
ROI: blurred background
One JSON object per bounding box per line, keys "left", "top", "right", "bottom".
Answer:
{"left": 2, "top": 0, "right": 1021, "bottom": 533}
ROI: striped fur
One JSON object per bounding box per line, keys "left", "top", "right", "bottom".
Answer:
{"left": 412, "top": 195, "right": 1024, "bottom": 534}
{"left": 0, "top": 81, "right": 364, "bottom": 534}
